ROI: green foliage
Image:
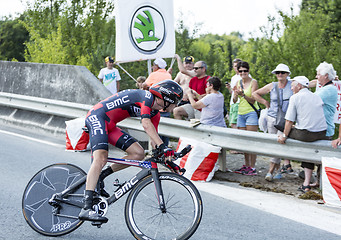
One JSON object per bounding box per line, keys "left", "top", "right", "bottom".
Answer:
{"left": 2, "top": 0, "right": 340, "bottom": 137}
{"left": 0, "top": 16, "right": 29, "bottom": 61}
{"left": 23, "top": 23, "right": 67, "bottom": 64}
{"left": 22, "top": 0, "right": 116, "bottom": 74}
{"left": 237, "top": 6, "right": 341, "bottom": 86}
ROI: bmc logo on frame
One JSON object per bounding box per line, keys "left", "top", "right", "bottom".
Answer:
{"left": 129, "top": 6, "right": 166, "bottom": 54}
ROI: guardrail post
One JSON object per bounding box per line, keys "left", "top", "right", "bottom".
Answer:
{"left": 218, "top": 148, "right": 227, "bottom": 172}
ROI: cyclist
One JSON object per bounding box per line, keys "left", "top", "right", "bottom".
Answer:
{"left": 79, "top": 80, "right": 183, "bottom": 222}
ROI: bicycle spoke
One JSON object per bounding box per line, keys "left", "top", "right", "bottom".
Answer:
{"left": 125, "top": 173, "right": 203, "bottom": 240}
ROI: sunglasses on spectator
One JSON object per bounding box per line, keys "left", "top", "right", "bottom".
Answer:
{"left": 238, "top": 69, "right": 249, "bottom": 73}
{"left": 194, "top": 67, "right": 203, "bottom": 70}
{"left": 275, "top": 71, "right": 288, "bottom": 74}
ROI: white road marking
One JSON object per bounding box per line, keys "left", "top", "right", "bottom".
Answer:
{"left": 0, "top": 129, "right": 65, "bottom": 148}
{"left": 194, "top": 180, "right": 341, "bottom": 236}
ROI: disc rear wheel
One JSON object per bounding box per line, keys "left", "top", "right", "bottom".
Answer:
{"left": 22, "top": 163, "right": 86, "bottom": 236}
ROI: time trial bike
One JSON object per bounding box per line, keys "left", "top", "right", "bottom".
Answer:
{"left": 22, "top": 145, "right": 203, "bottom": 240}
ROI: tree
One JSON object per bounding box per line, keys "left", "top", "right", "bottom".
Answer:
{"left": 23, "top": 0, "right": 116, "bottom": 74}
{"left": 0, "top": 16, "right": 29, "bottom": 61}
{"left": 24, "top": 23, "right": 68, "bottom": 64}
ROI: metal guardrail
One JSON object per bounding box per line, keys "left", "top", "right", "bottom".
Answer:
{"left": 0, "top": 92, "right": 91, "bottom": 119}
{"left": 0, "top": 92, "right": 340, "bottom": 171}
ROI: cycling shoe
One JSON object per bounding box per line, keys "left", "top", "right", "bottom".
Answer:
{"left": 78, "top": 208, "right": 108, "bottom": 223}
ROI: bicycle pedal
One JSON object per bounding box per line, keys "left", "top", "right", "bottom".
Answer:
{"left": 91, "top": 221, "right": 103, "bottom": 227}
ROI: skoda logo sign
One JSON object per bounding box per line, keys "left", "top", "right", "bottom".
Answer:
{"left": 129, "top": 6, "right": 166, "bottom": 54}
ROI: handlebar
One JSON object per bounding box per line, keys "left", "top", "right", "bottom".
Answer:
{"left": 152, "top": 145, "right": 192, "bottom": 163}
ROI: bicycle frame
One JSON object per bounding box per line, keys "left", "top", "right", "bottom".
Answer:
{"left": 53, "top": 156, "right": 166, "bottom": 212}
{"left": 106, "top": 157, "right": 166, "bottom": 211}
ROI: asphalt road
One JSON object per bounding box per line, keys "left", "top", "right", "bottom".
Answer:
{"left": 0, "top": 125, "right": 340, "bottom": 240}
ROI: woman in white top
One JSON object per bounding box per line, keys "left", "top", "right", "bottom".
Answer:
{"left": 187, "top": 76, "right": 226, "bottom": 128}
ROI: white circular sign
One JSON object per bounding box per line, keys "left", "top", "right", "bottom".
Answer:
{"left": 129, "top": 6, "right": 166, "bottom": 54}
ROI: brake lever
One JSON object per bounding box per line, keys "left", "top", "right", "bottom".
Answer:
{"left": 175, "top": 145, "right": 192, "bottom": 158}
{"left": 152, "top": 145, "right": 191, "bottom": 163}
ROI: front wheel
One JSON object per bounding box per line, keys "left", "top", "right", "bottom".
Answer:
{"left": 125, "top": 172, "right": 203, "bottom": 240}
{"left": 22, "top": 163, "right": 86, "bottom": 236}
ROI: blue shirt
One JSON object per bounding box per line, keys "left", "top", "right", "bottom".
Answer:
{"left": 315, "top": 84, "right": 338, "bottom": 136}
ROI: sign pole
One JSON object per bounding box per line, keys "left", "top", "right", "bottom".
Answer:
{"left": 147, "top": 59, "right": 152, "bottom": 75}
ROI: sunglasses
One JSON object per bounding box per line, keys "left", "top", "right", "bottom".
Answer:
{"left": 194, "top": 67, "right": 203, "bottom": 70}
{"left": 275, "top": 71, "right": 288, "bottom": 74}
{"left": 238, "top": 70, "right": 249, "bottom": 73}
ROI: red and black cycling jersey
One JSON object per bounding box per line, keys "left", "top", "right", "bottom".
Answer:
{"left": 87, "top": 89, "right": 160, "bottom": 130}
{"left": 85, "top": 89, "right": 160, "bottom": 151}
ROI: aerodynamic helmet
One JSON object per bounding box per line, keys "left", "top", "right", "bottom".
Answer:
{"left": 149, "top": 80, "right": 183, "bottom": 110}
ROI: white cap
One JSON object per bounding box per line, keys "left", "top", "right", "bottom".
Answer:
{"left": 292, "top": 76, "right": 309, "bottom": 87}
{"left": 271, "top": 64, "right": 291, "bottom": 74}
{"left": 154, "top": 58, "right": 167, "bottom": 69}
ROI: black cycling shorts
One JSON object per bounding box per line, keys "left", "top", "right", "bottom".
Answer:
{"left": 85, "top": 114, "right": 137, "bottom": 152}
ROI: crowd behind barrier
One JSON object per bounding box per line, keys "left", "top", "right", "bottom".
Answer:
{"left": 0, "top": 61, "right": 339, "bottom": 193}
{"left": 0, "top": 92, "right": 339, "bottom": 166}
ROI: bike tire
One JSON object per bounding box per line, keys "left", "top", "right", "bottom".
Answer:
{"left": 22, "top": 163, "right": 86, "bottom": 236}
{"left": 125, "top": 172, "right": 203, "bottom": 240}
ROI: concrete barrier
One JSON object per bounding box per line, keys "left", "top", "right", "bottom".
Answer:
{"left": 0, "top": 61, "right": 111, "bottom": 135}
{"left": 0, "top": 61, "right": 111, "bottom": 105}
{"left": 0, "top": 61, "right": 147, "bottom": 142}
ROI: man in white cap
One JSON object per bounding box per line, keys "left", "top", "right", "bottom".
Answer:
{"left": 277, "top": 76, "right": 327, "bottom": 193}
{"left": 142, "top": 58, "right": 172, "bottom": 89}
{"left": 142, "top": 57, "right": 173, "bottom": 146}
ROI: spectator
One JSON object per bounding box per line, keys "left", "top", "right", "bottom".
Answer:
{"left": 226, "top": 58, "right": 242, "bottom": 129}
{"left": 187, "top": 77, "right": 227, "bottom": 127}
{"left": 142, "top": 58, "right": 172, "bottom": 90}
{"left": 252, "top": 63, "right": 293, "bottom": 182}
{"left": 307, "top": 62, "right": 338, "bottom": 188}
{"left": 233, "top": 61, "right": 260, "bottom": 175}
{"left": 98, "top": 56, "right": 121, "bottom": 94}
{"left": 136, "top": 76, "right": 146, "bottom": 89}
{"left": 174, "top": 54, "right": 195, "bottom": 106}
{"left": 314, "top": 62, "right": 338, "bottom": 139}
{"left": 331, "top": 128, "right": 341, "bottom": 148}
{"left": 173, "top": 60, "right": 210, "bottom": 120}
{"left": 277, "top": 76, "right": 327, "bottom": 193}
{"left": 142, "top": 58, "right": 173, "bottom": 146}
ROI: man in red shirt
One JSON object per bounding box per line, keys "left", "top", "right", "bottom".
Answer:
{"left": 173, "top": 60, "right": 210, "bottom": 120}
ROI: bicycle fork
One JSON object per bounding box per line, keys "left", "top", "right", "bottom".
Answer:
{"left": 151, "top": 169, "right": 166, "bottom": 213}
